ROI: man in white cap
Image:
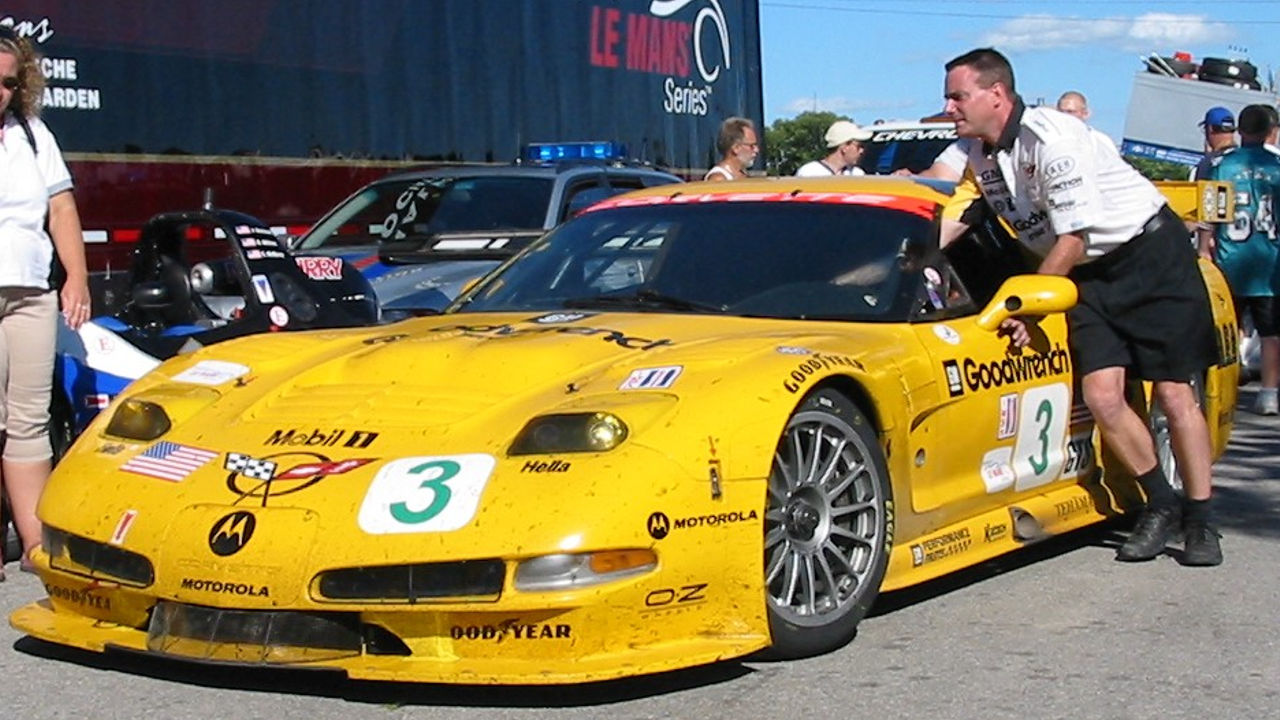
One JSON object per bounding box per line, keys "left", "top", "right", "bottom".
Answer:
{"left": 795, "top": 120, "right": 872, "bottom": 177}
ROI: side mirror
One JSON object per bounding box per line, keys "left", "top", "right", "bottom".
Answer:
{"left": 976, "top": 275, "right": 1078, "bottom": 330}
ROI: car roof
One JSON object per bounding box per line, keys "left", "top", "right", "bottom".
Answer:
{"left": 377, "top": 163, "right": 681, "bottom": 185}
{"left": 588, "top": 175, "right": 952, "bottom": 205}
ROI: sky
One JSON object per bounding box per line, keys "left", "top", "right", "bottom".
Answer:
{"left": 757, "top": 0, "right": 1279, "bottom": 143}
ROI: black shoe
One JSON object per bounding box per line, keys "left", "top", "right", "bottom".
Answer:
{"left": 1181, "top": 522, "right": 1223, "bottom": 567}
{"left": 1117, "top": 505, "right": 1181, "bottom": 561}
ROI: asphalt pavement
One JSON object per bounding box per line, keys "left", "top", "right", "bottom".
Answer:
{"left": 2, "top": 386, "right": 1277, "bottom": 720}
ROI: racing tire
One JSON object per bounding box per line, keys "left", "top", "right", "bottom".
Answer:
{"left": 1149, "top": 372, "right": 1207, "bottom": 495}
{"left": 1198, "top": 58, "right": 1257, "bottom": 82}
{"left": 763, "top": 388, "right": 892, "bottom": 658}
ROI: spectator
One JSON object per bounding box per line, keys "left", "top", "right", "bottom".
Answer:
{"left": 0, "top": 27, "right": 92, "bottom": 578}
{"left": 939, "top": 47, "right": 1223, "bottom": 566}
{"left": 705, "top": 117, "right": 758, "bottom": 182}
{"left": 795, "top": 120, "right": 872, "bottom": 177}
{"left": 1192, "top": 106, "right": 1237, "bottom": 180}
{"left": 1197, "top": 104, "right": 1280, "bottom": 415}
{"left": 1056, "top": 91, "right": 1090, "bottom": 121}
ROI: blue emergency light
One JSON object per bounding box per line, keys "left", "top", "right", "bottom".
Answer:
{"left": 523, "top": 141, "right": 628, "bottom": 163}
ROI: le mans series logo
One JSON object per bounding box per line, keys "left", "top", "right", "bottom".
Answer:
{"left": 587, "top": 0, "right": 733, "bottom": 116}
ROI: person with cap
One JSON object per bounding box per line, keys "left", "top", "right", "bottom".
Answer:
{"left": 938, "top": 48, "right": 1223, "bottom": 566}
{"left": 1197, "top": 104, "right": 1280, "bottom": 416}
{"left": 795, "top": 120, "right": 872, "bottom": 177}
{"left": 704, "top": 116, "right": 758, "bottom": 182}
{"left": 0, "top": 27, "right": 92, "bottom": 579}
{"left": 1192, "top": 106, "right": 1237, "bottom": 180}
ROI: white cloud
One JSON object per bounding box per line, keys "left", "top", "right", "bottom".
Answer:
{"left": 781, "top": 96, "right": 918, "bottom": 116}
{"left": 979, "top": 13, "right": 1231, "bottom": 52}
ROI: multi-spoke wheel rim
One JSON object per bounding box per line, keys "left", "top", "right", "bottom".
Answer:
{"left": 765, "top": 409, "right": 884, "bottom": 627}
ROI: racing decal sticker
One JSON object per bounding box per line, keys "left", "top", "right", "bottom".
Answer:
{"left": 96, "top": 442, "right": 130, "bottom": 455}
{"left": 450, "top": 622, "right": 571, "bottom": 641}
{"left": 961, "top": 345, "right": 1070, "bottom": 392}
{"left": 45, "top": 583, "right": 111, "bottom": 611}
{"left": 983, "top": 522, "right": 1008, "bottom": 543}
{"left": 225, "top": 451, "right": 374, "bottom": 505}
{"left": 620, "top": 365, "right": 682, "bottom": 390}
{"left": 251, "top": 274, "right": 275, "bottom": 304}
{"left": 208, "top": 510, "right": 256, "bottom": 556}
{"left": 980, "top": 447, "right": 1016, "bottom": 494}
{"left": 643, "top": 583, "right": 709, "bottom": 612}
{"left": 245, "top": 249, "right": 286, "bottom": 260}
{"left": 363, "top": 333, "right": 408, "bottom": 345}
{"left": 520, "top": 459, "right": 571, "bottom": 473}
{"left": 295, "top": 256, "right": 344, "bottom": 281}
{"left": 224, "top": 453, "right": 278, "bottom": 481}
{"left": 645, "top": 509, "right": 757, "bottom": 540}
{"left": 783, "top": 353, "right": 862, "bottom": 393}
{"left": 110, "top": 509, "right": 138, "bottom": 545}
{"left": 909, "top": 528, "right": 971, "bottom": 567}
{"left": 358, "top": 454, "right": 496, "bottom": 534}
{"left": 528, "top": 312, "right": 596, "bottom": 324}
{"left": 1012, "top": 382, "right": 1070, "bottom": 491}
{"left": 943, "top": 359, "right": 964, "bottom": 398}
{"left": 180, "top": 577, "right": 269, "bottom": 597}
{"left": 264, "top": 428, "right": 379, "bottom": 448}
{"left": 933, "top": 324, "right": 961, "bottom": 345}
{"left": 431, "top": 323, "right": 672, "bottom": 351}
{"left": 84, "top": 393, "right": 110, "bottom": 409}
{"left": 121, "top": 441, "right": 219, "bottom": 482}
{"left": 235, "top": 224, "right": 275, "bottom": 238}
{"left": 1055, "top": 495, "right": 1092, "bottom": 521}
{"left": 775, "top": 346, "right": 812, "bottom": 355}
{"left": 172, "top": 359, "right": 250, "bottom": 386}
{"left": 269, "top": 305, "right": 290, "bottom": 327}
{"left": 1059, "top": 431, "right": 1096, "bottom": 480}
{"left": 997, "top": 393, "right": 1018, "bottom": 439}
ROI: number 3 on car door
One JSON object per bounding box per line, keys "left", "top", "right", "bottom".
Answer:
{"left": 1012, "top": 383, "right": 1070, "bottom": 490}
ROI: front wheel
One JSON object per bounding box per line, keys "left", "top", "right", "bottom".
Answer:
{"left": 764, "top": 388, "right": 893, "bottom": 658}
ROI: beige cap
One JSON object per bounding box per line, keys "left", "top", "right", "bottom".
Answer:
{"left": 825, "top": 120, "right": 873, "bottom": 147}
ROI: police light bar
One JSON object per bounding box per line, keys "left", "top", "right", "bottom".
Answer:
{"left": 524, "top": 141, "right": 628, "bottom": 163}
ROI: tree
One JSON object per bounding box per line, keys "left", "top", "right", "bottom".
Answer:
{"left": 1124, "top": 155, "right": 1189, "bottom": 181}
{"left": 763, "top": 111, "right": 848, "bottom": 176}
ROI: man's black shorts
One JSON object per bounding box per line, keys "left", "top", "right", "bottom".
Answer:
{"left": 1235, "top": 295, "right": 1279, "bottom": 338}
{"left": 1067, "top": 205, "right": 1218, "bottom": 381}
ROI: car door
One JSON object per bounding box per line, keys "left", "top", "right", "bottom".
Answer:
{"left": 909, "top": 261, "right": 1078, "bottom": 520}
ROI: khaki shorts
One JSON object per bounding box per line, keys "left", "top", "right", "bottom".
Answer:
{"left": 0, "top": 287, "right": 57, "bottom": 462}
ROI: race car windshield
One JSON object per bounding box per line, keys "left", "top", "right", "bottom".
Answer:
{"left": 295, "top": 176, "right": 554, "bottom": 250}
{"left": 454, "top": 202, "right": 937, "bottom": 322}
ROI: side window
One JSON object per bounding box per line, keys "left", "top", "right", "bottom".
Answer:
{"left": 561, "top": 178, "right": 647, "bottom": 221}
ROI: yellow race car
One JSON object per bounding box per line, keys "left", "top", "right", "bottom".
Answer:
{"left": 12, "top": 177, "right": 1239, "bottom": 685}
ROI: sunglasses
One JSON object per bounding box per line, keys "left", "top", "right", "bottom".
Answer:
{"left": 1, "top": 76, "right": 20, "bottom": 91}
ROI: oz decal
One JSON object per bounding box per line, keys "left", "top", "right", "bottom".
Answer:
{"left": 1012, "top": 383, "right": 1070, "bottom": 490}
{"left": 358, "top": 455, "right": 495, "bottom": 534}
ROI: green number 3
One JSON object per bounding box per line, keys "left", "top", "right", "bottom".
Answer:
{"left": 1028, "top": 399, "right": 1052, "bottom": 474}
{"left": 390, "top": 460, "right": 460, "bottom": 524}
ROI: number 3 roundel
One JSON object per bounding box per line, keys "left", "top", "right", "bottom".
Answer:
{"left": 358, "top": 455, "right": 496, "bottom": 533}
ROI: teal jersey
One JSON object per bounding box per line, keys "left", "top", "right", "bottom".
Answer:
{"left": 1207, "top": 145, "right": 1280, "bottom": 297}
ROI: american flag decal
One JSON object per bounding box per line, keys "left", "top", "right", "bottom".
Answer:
{"left": 121, "top": 442, "right": 218, "bottom": 482}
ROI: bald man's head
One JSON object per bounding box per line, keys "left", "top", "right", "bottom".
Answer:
{"left": 1056, "top": 91, "right": 1089, "bottom": 121}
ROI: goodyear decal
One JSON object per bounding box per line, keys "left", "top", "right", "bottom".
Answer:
{"left": 783, "top": 353, "right": 862, "bottom": 393}
{"left": 451, "top": 621, "right": 571, "bottom": 641}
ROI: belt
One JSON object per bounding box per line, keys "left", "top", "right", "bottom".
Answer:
{"left": 1136, "top": 204, "right": 1181, "bottom": 239}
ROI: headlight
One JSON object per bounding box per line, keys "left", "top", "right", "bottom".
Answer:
{"left": 514, "top": 549, "right": 656, "bottom": 591}
{"left": 509, "top": 412, "right": 629, "bottom": 455}
{"left": 105, "top": 399, "right": 171, "bottom": 440}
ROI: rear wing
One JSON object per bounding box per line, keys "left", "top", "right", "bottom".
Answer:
{"left": 1153, "top": 180, "right": 1235, "bottom": 223}
{"left": 378, "top": 230, "right": 545, "bottom": 265}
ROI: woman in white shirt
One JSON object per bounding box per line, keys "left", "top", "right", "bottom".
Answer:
{"left": 0, "top": 27, "right": 91, "bottom": 579}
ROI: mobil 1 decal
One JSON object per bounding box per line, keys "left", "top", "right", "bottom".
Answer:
{"left": 1011, "top": 382, "right": 1070, "bottom": 491}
